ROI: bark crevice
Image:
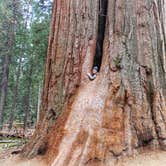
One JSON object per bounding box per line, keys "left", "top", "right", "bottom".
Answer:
{"left": 93, "top": 0, "right": 108, "bottom": 71}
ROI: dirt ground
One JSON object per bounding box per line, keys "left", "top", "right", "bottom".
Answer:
{"left": 117, "top": 150, "right": 166, "bottom": 166}
{"left": 1, "top": 150, "right": 166, "bottom": 166}
{"left": 1, "top": 156, "right": 46, "bottom": 166}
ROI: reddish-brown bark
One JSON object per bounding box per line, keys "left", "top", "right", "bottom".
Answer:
{"left": 22, "top": 0, "right": 166, "bottom": 165}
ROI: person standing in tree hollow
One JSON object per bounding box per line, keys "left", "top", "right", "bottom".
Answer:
{"left": 87, "top": 66, "right": 99, "bottom": 80}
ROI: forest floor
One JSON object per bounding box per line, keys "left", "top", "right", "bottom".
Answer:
{"left": 1, "top": 149, "right": 166, "bottom": 166}
{"left": 0, "top": 127, "right": 35, "bottom": 165}
{"left": 117, "top": 150, "right": 166, "bottom": 166}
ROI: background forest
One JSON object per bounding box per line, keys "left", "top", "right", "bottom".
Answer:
{"left": 0, "top": 0, "right": 52, "bottom": 130}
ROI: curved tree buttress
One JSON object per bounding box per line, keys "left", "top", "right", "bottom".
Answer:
{"left": 22, "top": 0, "right": 166, "bottom": 165}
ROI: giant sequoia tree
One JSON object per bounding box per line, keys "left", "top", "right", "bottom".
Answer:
{"left": 22, "top": 0, "right": 166, "bottom": 165}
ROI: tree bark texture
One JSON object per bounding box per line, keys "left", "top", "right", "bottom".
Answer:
{"left": 23, "top": 0, "right": 166, "bottom": 166}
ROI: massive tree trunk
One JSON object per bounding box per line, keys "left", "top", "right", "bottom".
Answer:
{"left": 22, "top": 0, "right": 166, "bottom": 165}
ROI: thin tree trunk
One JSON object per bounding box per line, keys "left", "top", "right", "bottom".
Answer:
{"left": 8, "top": 56, "right": 22, "bottom": 130}
{"left": 37, "top": 84, "right": 42, "bottom": 124}
{"left": 23, "top": 64, "right": 33, "bottom": 130}
{"left": 0, "top": 54, "right": 10, "bottom": 129}
{"left": 0, "top": 0, "right": 17, "bottom": 129}
{"left": 22, "top": 0, "right": 166, "bottom": 165}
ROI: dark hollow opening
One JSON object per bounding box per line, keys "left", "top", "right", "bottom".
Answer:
{"left": 37, "top": 142, "right": 48, "bottom": 155}
{"left": 93, "top": 0, "right": 108, "bottom": 71}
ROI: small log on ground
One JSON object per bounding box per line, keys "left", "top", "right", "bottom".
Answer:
{"left": 0, "top": 131, "right": 24, "bottom": 139}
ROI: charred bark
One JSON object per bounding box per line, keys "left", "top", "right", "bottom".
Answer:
{"left": 93, "top": 0, "right": 108, "bottom": 71}
{"left": 22, "top": 0, "right": 166, "bottom": 165}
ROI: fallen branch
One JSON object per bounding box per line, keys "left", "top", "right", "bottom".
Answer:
{"left": 0, "top": 140, "right": 18, "bottom": 143}
{"left": 0, "top": 131, "right": 24, "bottom": 139}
